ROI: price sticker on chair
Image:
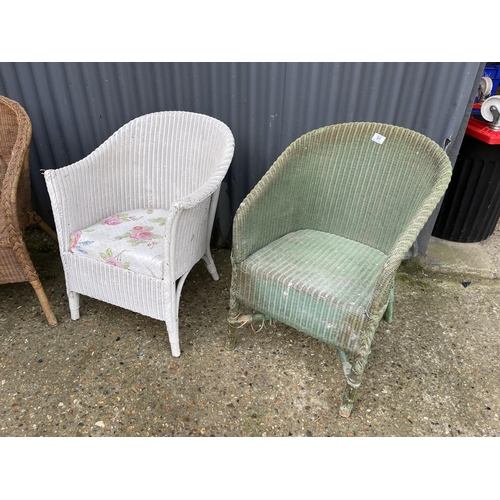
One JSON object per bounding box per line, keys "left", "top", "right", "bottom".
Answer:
{"left": 372, "top": 133, "right": 386, "bottom": 145}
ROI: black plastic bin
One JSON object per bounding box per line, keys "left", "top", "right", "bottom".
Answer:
{"left": 432, "top": 116, "right": 500, "bottom": 242}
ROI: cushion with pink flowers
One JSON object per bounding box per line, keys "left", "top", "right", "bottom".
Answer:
{"left": 68, "top": 208, "right": 168, "bottom": 278}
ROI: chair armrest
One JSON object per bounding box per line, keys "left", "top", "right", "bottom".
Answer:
{"left": 165, "top": 173, "right": 228, "bottom": 280}
{"left": 232, "top": 165, "right": 303, "bottom": 264}
{"left": 368, "top": 183, "right": 450, "bottom": 318}
{"left": 44, "top": 158, "right": 124, "bottom": 251}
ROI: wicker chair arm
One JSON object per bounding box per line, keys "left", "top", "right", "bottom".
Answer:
{"left": 369, "top": 174, "right": 451, "bottom": 316}
{"left": 231, "top": 159, "right": 304, "bottom": 264}
{"left": 44, "top": 158, "right": 126, "bottom": 251}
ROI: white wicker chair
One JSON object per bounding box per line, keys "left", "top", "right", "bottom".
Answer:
{"left": 44, "top": 111, "right": 234, "bottom": 357}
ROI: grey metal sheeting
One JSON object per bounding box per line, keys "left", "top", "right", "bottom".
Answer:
{"left": 0, "top": 62, "right": 484, "bottom": 250}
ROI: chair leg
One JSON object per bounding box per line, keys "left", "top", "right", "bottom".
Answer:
{"left": 226, "top": 301, "right": 241, "bottom": 350}
{"left": 37, "top": 220, "right": 58, "bottom": 242}
{"left": 226, "top": 320, "right": 238, "bottom": 350}
{"left": 383, "top": 281, "right": 394, "bottom": 324}
{"left": 337, "top": 348, "right": 370, "bottom": 418}
{"left": 68, "top": 291, "right": 80, "bottom": 320}
{"left": 170, "top": 341, "right": 181, "bottom": 357}
{"left": 166, "top": 272, "right": 192, "bottom": 358}
{"left": 202, "top": 252, "right": 219, "bottom": 281}
{"left": 30, "top": 279, "right": 57, "bottom": 326}
{"left": 166, "top": 321, "right": 181, "bottom": 357}
{"left": 339, "top": 384, "right": 360, "bottom": 418}
{"left": 30, "top": 212, "right": 58, "bottom": 242}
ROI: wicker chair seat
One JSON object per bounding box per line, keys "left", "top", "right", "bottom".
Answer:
{"left": 237, "top": 229, "right": 387, "bottom": 355}
{"left": 69, "top": 208, "right": 169, "bottom": 278}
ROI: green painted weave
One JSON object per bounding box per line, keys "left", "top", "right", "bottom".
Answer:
{"left": 237, "top": 230, "right": 387, "bottom": 354}
{"left": 229, "top": 122, "right": 452, "bottom": 415}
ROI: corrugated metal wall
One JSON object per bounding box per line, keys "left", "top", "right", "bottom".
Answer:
{"left": 0, "top": 62, "right": 483, "bottom": 252}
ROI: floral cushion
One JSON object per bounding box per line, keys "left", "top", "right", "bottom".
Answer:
{"left": 69, "top": 208, "right": 168, "bottom": 278}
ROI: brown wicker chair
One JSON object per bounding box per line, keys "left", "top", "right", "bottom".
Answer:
{"left": 0, "top": 95, "right": 57, "bottom": 326}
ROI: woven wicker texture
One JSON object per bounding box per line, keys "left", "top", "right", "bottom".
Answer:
{"left": 237, "top": 230, "right": 387, "bottom": 354}
{"left": 0, "top": 95, "right": 57, "bottom": 326}
{"left": 229, "top": 122, "right": 452, "bottom": 416}
{"left": 44, "top": 111, "right": 234, "bottom": 357}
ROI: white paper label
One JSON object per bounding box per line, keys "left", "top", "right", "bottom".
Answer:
{"left": 372, "top": 133, "right": 386, "bottom": 145}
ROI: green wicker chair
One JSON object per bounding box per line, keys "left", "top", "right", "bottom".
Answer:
{"left": 226, "top": 122, "right": 452, "bottom": 417}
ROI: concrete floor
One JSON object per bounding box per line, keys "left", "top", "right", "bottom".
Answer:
{"left": 1, "top": 223, "right": 499, "bottom": 437}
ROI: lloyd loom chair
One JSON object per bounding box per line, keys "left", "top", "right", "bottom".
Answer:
{"left": 44, "top": 111, "right": 234, "bottom": 357}
{"left": 0, "top": 95, "right": 57, "bottom": 326}
{"left": 227, "top": 122, "right": 452, "bottom": 417}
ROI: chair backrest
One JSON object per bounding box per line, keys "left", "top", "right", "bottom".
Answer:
{"left": 264, "top": 122, "right": 452, "bottom": 254}
{"left": 0, "top": 96, "right": 21, "bottom": 190}
{"left": 72, "top": 111, "right": 234, "bottom": 211}
{"left": 0, "top": 96, "right": 33, "bottom": 231}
